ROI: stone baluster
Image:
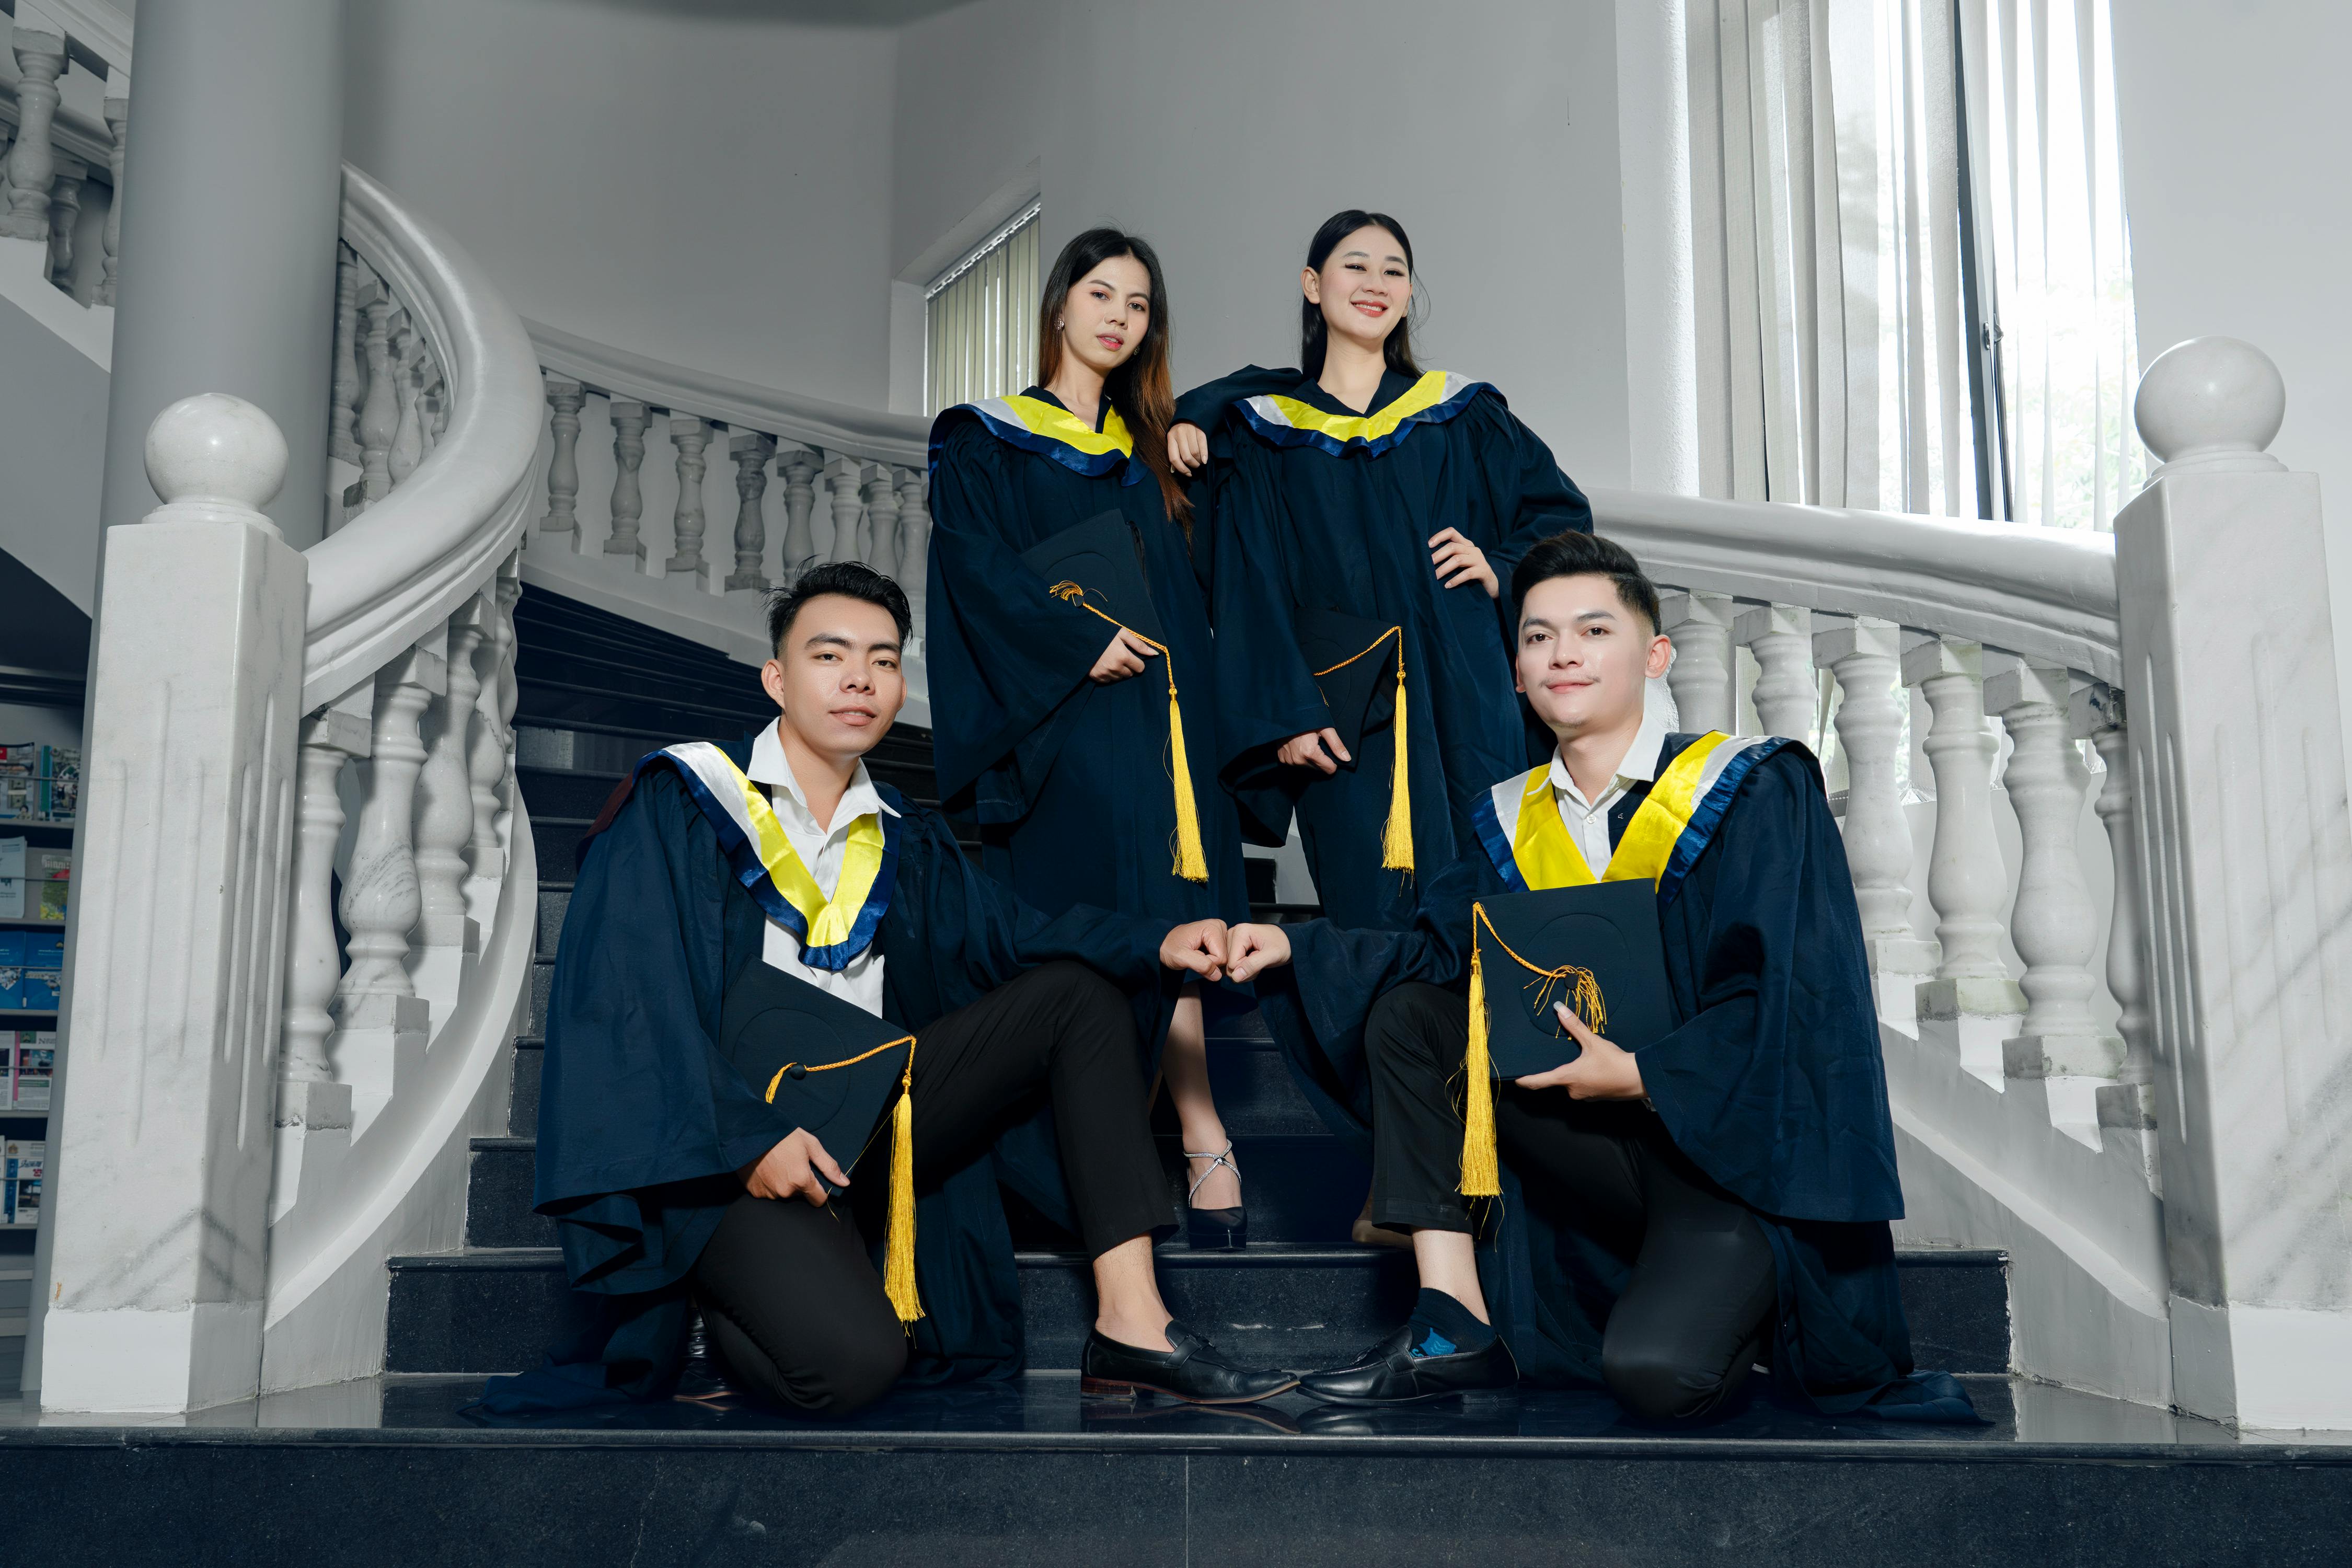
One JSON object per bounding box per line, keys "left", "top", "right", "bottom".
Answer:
{"left": 862, "top": 463, "right": 901, "bottom": 578}
{"left": 1659, "top": 590, "right": 1737, "bottom": 733}
{"left": 726, "top": 433, "right": 776, "bottom": 592}
{"left": 1903, "top": 636, "right": 2025, "bottom": 1077}
{"left": 98, "top": 92, "right": 127, "bottom": 305}
{"left": 605, "top": 401, "right": 649, "bottom": 564}
{"left": 895, "top": 466, "right": 931, "bottom": 628}
{"left": 777, "top": 446, "right": 819, "bottom": 582}
{"left": 1817, "top": 616, "right": 1936, "bottom": 1015}
{"left": 356, "top": 278, "right": 398, "bottom": 506}
{"left": 330, "top": 248, "right": 364, "bottom": 465}
{"left": 332, "top": 643, "right": 438, "bottom": 1114}
{"left": 464, "top": 589, "right": 509, "bottom": 888}
{"left": 2075, "top": 684, "right": 2155, "bottom": 1135}
{"left": 493, "top": 550, "right": 523, "bottom": 775}
{"left": 667, "top": 417, "right": 712, "bottom": 580}
{"left": 1735, "top": 603, "right": 1815, "bottom": 741}
{"left": 46, "top": 153, "right": 85, "bottom": 291}
{"left": 0, "top": 122, "right": 13, "bottom": 202}
{"left": 388, "top": 316, "right": 426, "bottom": 486}
{"left": 1, "top": 26, "right": 65, "bottom": 242}
{"left": 430, "top": 367, "right": 451, "bottom": 447}
{"left": 1989, "top": 660, "right": 2122, "bottom": 1093}
{"left": 824, "top": 456, "right": 865, "bottom": 564}
{"left": 279, "top": 691, "right": 370, "bottom": 1100}
{"left": 414, "top": 614, "right": 482, "bottom": 971}
{"left": 539, "top": 376, "right": 585, "bottom": 540}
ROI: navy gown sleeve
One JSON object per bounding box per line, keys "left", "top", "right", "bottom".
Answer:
{"left": 1459, "top": 390, "right": 1592, "bottom": 625}
{"left": 1173, "top": 363, "right": 1301, "bottom": 432}
{"left": 924, "top": 420, "right": 1126, "bottom": 814}
{"left": 533, "top": 768, "right": 785, "bottom": 1294}
{"left": 1643, "top": 748, "right": 1906, "bottom": 1225}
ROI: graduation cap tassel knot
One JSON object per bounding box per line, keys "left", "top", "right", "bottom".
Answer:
{"left": 1460, "top": 907, "right": 1502, "bottom": 1197}
{"left": 885, "top": 1062, "right": 924, "bottom": 1328}
{"left": 1381, "top": 660, "right": 1413, "bottom": 872}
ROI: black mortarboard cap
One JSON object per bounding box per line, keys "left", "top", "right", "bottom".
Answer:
{"left": 1294, "top": 605, "right": 1400, "bottom": 762}
{"left": 1470, "top": 880, "right": 1678, "bottom": 1080}
{"left": 1019, "top": 510, "right": 1165, "bottom": 645}
{"left": 718, "top": 960, "right": 914, "bottom": 1183}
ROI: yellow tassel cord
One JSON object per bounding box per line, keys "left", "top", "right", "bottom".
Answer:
{"left": 885, "top": 1059, "right": 923, "bottom": 1327}
{"left": 1062, "top": 593, "right": 1208, "bottom": 883}
{"left": 1459, "top": 907, "right": 1502, "bottom": 1196}
{"left": 1381, "top": 661, "right": 1414, "bottom": 872}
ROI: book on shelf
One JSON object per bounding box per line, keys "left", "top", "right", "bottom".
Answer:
{"left": 3, "top": 1138, "right": 42, "bottom": 1225}
{"left": 0, "top": 837, "right": 19, "bottom": 921}
{"left": 0, "top": 745, "right": 76, "bottom": 825}
{"left": 7, "top": 1034, "right": 53, "bottom": 1112}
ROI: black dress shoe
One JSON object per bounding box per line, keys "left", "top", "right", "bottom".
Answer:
{"left": 1296, "top": 1323, "right": 1519, "bottom": 1405}
{"left": 1080, "top": 1319, "right": 1298, "bottom": 1404}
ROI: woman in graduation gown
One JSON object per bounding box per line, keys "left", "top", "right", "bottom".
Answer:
{"left": 926, "top": 228, "right": 1254, "bottom": 1245}
{"left": 1166, "top": 210, "right": 1592, "bottom": 1158}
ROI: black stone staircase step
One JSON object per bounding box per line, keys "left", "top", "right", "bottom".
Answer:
{"left": 385, "top": 1243, "right": 2011, "bottom": 1381}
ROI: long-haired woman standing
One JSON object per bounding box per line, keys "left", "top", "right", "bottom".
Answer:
{"left": 1172, "top": 209, "right": 1593, "bottom": 1157}
{"left": 926, "top": 227, "right": 1252, "bottom": 1247}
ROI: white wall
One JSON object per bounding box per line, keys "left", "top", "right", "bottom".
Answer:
{"left": 0, "top": 294, "right": 109, "bottom": 613}
{"left": 2109, "top": 0, "right": 2352, "bottom": 751}
{"left": 891, "top": 0, "right": 1636, "bottom": 486}
{"left": 343, "top": 0, "right": 900, "bottom": 407}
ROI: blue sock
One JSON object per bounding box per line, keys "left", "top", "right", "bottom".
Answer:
{"left": 1408, "top": 1288, "right": 1495, "bottom": 1358}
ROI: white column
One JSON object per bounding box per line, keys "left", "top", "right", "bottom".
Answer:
{"left": 725, "top": 433, "right": 775, "bottom": 593}
{"left": 2116, "top": 338, "right": 2352, "bottom": 1430}
{"left": 538, "top": 376, "right": 584, "bottom": 540}
{"left": 40, "top": 396, "right": 306, "bottom": 1413}
{"left": 1989, "top": 659, "right": 2122, "bottom": 1084}
{"left": 824, "top": 455, "right": 865, "bottom": 564}
{"left": 1734, "top": 602, "right": 1815, "bottom": 741}
{"left": 1, "top": 27, "right": 65, "bottom": 242}
{"left": 604, "top": 401, "right": 649, "bottom": 564}
{"left": 1816, "top": 616, "right": 1937, "bottom": 1015}
{"left": 1659, "top": 589, "right": 1737, "bottom": 733}
{"left": 778, "top": 446, "right": 818, "bottom": 582}
{"left": 1904, "top": 635, "right": 2025, "bottom": 1079}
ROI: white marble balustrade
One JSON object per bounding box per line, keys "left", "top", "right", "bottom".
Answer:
{"left": 327, "top": 244, "right": 448, "bottom": 529}
{"left": 0, "top": 21, "right": 126, "bottom": 312}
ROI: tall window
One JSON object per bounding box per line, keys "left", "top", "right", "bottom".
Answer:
{"left": 1687, "top": 0, "right": 2142, "bottom": 528}
{"left": 925, "top": 202, "right": 1042, "bottom": 416}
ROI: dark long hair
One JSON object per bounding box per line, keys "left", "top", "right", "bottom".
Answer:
{"left": 1298, "top": 209, "right": 1423, "bottom": 382}
{"left": 1036, "top": 227, "right": 1190, "bottom": 529}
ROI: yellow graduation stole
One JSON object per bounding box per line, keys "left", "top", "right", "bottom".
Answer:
{"left": 1460, "top": 732, "right": 1771, "bottom": 1196}
{"left": 1309, "top": 625, "right": 1414, "bottom": 872}
{"left": 1237, "top": 371, "right": 1491, "bottom": 458}
{"left": 1048, "top": 584, "right": 1211, "bottom": 883}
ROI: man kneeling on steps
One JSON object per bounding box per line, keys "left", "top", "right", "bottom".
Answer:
{"left": 1222, "top": 533, "right": 1979, "bottom": 1426}
{"left": 478, "top": 563, "right": 1294, "bottom": 1420}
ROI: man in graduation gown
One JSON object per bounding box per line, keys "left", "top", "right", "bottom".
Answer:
{"left": 480, "top": 562, "right": 1295, "bottom": 1420}
{"left": 1221, "top": 533, "right": 1979, "bottom": 1424}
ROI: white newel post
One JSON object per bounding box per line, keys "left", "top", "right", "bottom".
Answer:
{"left": 1817, "top": 616, "right": 1937, "bottom": 1017}
{"left": 1905, "top": 636, "right": 2026, "bottom": 1079}
{"left": 2115, "top": 338, "right": 2352, "bottom": 1431}
{"left": 1659, "top": 589, "right": 1737, "bottom": 733}
{"left": 42, "top": 396, "right": 306, "bottom": 1412}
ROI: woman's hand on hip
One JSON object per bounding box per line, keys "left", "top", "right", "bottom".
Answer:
{"left": 1429, "top": 527, "right": 1498, "bottom": 598}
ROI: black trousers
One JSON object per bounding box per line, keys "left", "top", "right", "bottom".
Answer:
{"left": 1366, "top": 982, "right": 1778, "bottom": 1424}
{"left": 689, "top": 960, "right": 1172, "bottom": 1416}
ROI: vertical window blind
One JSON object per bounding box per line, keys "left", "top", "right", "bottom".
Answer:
{"left": 1688, "top": 0, "right": 2142, "bottom": 528}
{"left": 925, "top": 202, "right": 1042, "bottom": 416}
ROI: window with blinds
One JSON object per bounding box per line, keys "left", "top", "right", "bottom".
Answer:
{"left": 925, "top": 203, "right": 1042, "bottom": 416}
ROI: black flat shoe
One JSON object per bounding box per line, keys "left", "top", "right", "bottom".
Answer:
{"left": 1080, "top": 1319, "right": 1297, "bottom": 1404}
{"left": 1296, "top": 1323, "right": 1519, "bottom": 1406}
{"left": 1184, "top": 1141, "right": 1247, "bottom": 1250}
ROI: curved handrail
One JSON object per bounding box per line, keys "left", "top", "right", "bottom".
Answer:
{"left": 1593, "top": 487, "right": 2122, "bottom": 683}
{"left": 528, "top": 316, "right": 931, "bottom": 468}
{"left": 302, "top": 164, "right": 543, "bottom": 710}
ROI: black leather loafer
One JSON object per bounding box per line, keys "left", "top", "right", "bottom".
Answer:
{"left": 1080, "top": 1319, "right": 1298, "bottom": 1404}
{"left": 1296, "top": 1323, "right": 1520, "bottom": 1405}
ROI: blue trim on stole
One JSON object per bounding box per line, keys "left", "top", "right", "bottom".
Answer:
{"left": 630, "top": 750, "right": 900, "bottom": 973}
{"left": 1468, "top": 783, "right": 1526, "bottom": 893}
{"left": 1654, "top": 735, "right": 1792, "bottom": 906}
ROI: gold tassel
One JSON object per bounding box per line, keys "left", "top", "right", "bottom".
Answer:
{"left": 884, "top": 1064, "right": 923, "bottom": 1327}
{"left": 1167, "top": 678, "right": 1209, "bottom": 883}
{"left": 1460, "top": 911, "right": 1501, "bottom": 1196}
{"left": 1381, "top": 659, "right": 1414, "bottom": 872}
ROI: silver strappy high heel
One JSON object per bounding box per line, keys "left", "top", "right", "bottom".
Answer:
{"left": 1184, "top": 1140, "right": 1247, "bottom": 1251}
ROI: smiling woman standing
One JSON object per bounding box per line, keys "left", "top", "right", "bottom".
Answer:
{"left": 925, "top": 228, "right": 1254, "bottom": 1247}
{"left": 1170, "top": 209, "right": 1593, "bottom": 1157}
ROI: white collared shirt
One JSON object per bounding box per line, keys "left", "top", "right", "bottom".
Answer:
{"left": 1547, "top": 706, "right": 1671, "bottom": 874}
{"left": 747, "top": 720, "right": 895, "bottom": 1016}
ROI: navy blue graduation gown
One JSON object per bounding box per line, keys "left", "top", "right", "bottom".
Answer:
{"left": 925, "top": 391, "right": 1249, "bottom": 929}
{"left": 479, "top": 736, "right": 1174, "bottom": 1415}
{"left": 1191, "top": 366, "right": 1592, "bottom": 933}
{"left": 1265, "top": 739, "right": 1973, "bottom": 1417}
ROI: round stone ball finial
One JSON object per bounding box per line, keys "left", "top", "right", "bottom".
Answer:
{"left": 2134, "top": 337, "right": 2288, "bottom": 479}
{"left": 142, "top": 393, "right": 290, "bottom": 527}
